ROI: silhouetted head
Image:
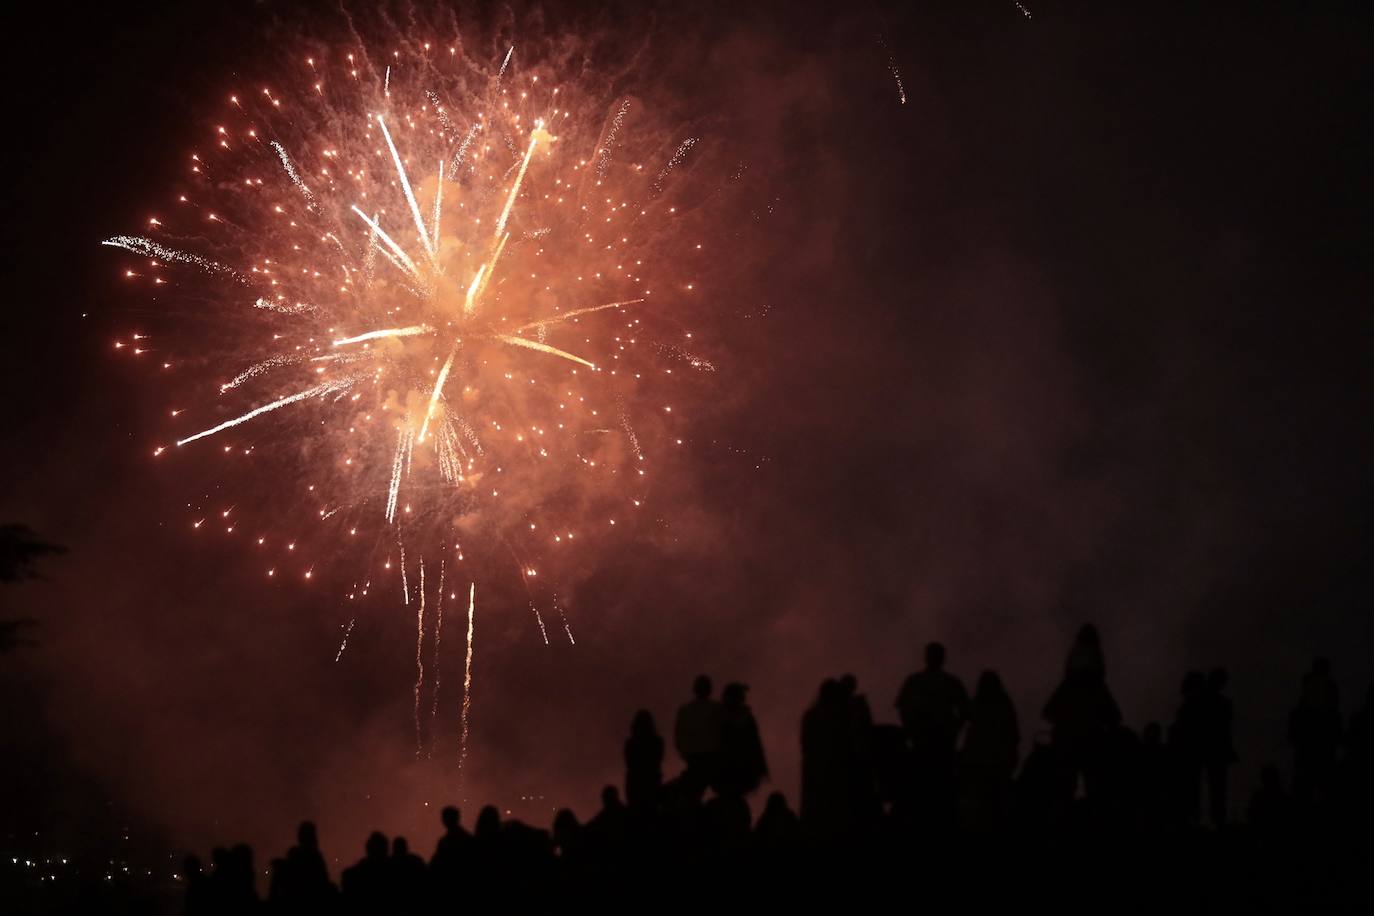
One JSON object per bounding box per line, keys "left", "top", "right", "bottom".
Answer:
{"left": 476, "top": 806, "right": 501, "bottom": 839}
{"left": 763, "top": 791, "right": 791, "bottom": 817}
{"left": 601, "top": 784, "right": 622, "bottom": 809}
{"left": 722, "top": 682, "right": 749, "bottom": 707}
{"left": 817, "top": 678, "right": 841, "bottom": 705}
{"left": 552, "top": 808, "right": 580, "bottom": 844}
{"left": 392, "top": 836, "right": 409, "bottom": 857}
{"left": 692, "top": 674, "right": 712, "bottom": 699}
{"left": 365, "top": 831, "right": 387, "bottom": 860}
{"left": 976, "top": 670, "right": 1006, "bottom": 701}
{"left": 296, "top": 821, "right": 317, "bottom": 849}
{"left": 631, "top": 709, "right": 657, "bottom": 737}
{"left": 1311, "top": 657, "right": 1331, "bottom": 677}
{"left": 1182, "top": 670, "right": 1206, "bottom": 697}
{"left": 924, "top": 642, "right": 946, "bottom": 670}
{"left": 441, "top": 805, "right": 461, "bottom": 831}
{"left": 1208, "top": 667, "right": 1229, "bottom": 691}
{"left": 1075, "top": 624, "right": 1100, "bottom": 647}
{"left": 839, "top": 673, "right": 857, "bottom": 695}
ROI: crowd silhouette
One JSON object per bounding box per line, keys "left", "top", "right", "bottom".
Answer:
{"left": 179, "top": 628, "right": 1374, "bottom": 912}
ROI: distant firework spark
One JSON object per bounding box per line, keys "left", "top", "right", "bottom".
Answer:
{"left": 103, "top": 25, "right": 737, "bottom": 765}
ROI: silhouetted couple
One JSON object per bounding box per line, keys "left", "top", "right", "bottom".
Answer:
{"left": 673, "top": 674, "right": 769, "bottom": 802}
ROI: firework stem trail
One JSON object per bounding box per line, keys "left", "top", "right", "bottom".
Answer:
{"left": 334, "top": 618, "right": 355, "bottom": 662}
{"left": 349, "top": 206, "right": 422, "bottom": 281}
{"left": 494, "top": 128, "right": 549, "bottom": 240}
{"left": 514, "top": 298, "right": 644, "bottom": 332}
{"left": 102, "top": 237, "right": 245, "bottom": 283}
{"left": 376, "top": 116, "right": 436, "bottom": 262}
{"left": 414, "top": 558, "right": 425, "bottom": 756}
{"left": 430, "top": 560, "right": 445, "bottom": 738}
{"left": 431, "top": 159, "right": 444, "bottom": 252}
{"left": 417, "top": 344, "right": 459, "bottom": 443}
{"left": 459, "top": 582, "right": 475, "bottom": 773}
{"left": 269, "top": 140, "right": 315, "bottom": 204}
{"left": 175, "top": 376, "right": 356, "bottom": 446}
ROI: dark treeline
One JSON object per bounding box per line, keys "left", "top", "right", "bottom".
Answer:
{"left": 185, "top": 626, "right": 1373, "bottom": 912}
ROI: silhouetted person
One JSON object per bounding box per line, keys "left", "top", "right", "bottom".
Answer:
{"left": 896, "top": 642, "right": 969, "bottom": 822}
{"left": 674, "top": 674, "right": 722, "bottom": 799}
{"left": 801, "top": 678, "right": 850, "bottom": 834}
{"left": 1170, "top": 670, "right": 1209, "bottom": 825}
{"left": 1289, "top": 657, "right": 1341, "bottom": 804}
{"left": 715, "top": 682, "right": 768, "bottom": 797}
{"left": 389, "top": 836, "right": 426, "bottom": 911}
{"left": 341, "top": 831, "right": 390, "bottom": 913}
{"left": 430, "top": 804, "right": 472, "bottom": 898}
{"left": 963, "top": 670, "right": 1020, "bottom": 829}
{"left": 1203, "top": 667, "right": 1237, "bottom": 826}
{"left": 269, "top": 820, "right": 334, "bottom": 909}
{"left": 625, "top": 709, "right": 665, "bottom": 811}
{"left": 839, "top": 674, "right": 881, "bottom": 826}
{"left": 585, "top": 785, "right": 630, "bottom": 858}
{"left": 1043, "top": 624, "right": 1121, "bottom": 803}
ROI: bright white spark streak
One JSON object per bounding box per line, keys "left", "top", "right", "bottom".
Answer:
{"left": 449, "top": 123, "right": 479, "bottom": 174}
{"left": 349, "top": 206, "right": 422, "bottom": 281}
{"left": 494, "top": 334, "right": 597, "bottom": 369}
{"left": 175, "top": 376, "right": 355, "bottom": 446}
{"left": 386, "top": 426, "right": 407, "bottom": 523}
{"left": 653, "top": 138, "right": 698, "bottom": 194}
{"left": 417, "top": 345, "right": 458, "bottom": 443}
{"left": 474, "top": 233, "right": 508, "bottom": 304}
{"left": 459, "top": 582, "right": 475, "bottom": 772}
{"left": 103, "top": 236, "right": 244, "bottom": 283}
{"left": 400, "top": 543, "right": 408, "bottom": 605}
{"left": 498, "top": 46, "right": 513, "bottom": 77}
{"left": 332, "top": 325, "right": 432, "bottom": 346}
{"left": 430, "top": 560, "right": 445, "bottom": 732}
{"left": 463, "top": 265, "right": 486, "bottom": 317}
{"left": 494, "top": 128, "right": 549, "bottom": 240}
{"left": 532, "top": 603, "right": 549, "bottom": 645}
{"left": 270, "top": 140, "right": 315, "bottom": 204}
{"left": 376, "top": 116, "right": 436, "bottom": 261}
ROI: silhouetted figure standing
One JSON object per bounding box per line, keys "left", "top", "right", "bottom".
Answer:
{"left": 1042, "top": 624, "right": 1121, "bottom": 804}
{"left": 1289, "top": 657, "right": 1341, "bottom": 805}
{"left": 430, "top": 805, "right": 472, "bottom": 901}
{"left": 962, "top": 670, "right": 1020, "bottom": 829}
{"left": 624, "top": 709, "right": 665, "bottom": 811}
{"left": 715, "top": 682, "right": 769, "bottom": 798}
{"left": 269, "top": 820, "right": 335, "bottom": 909}
{"left": 1202, "top": 668, "right": 1237, "bottom": 826}
{"left": 182, "top": 854, "right": 209, "bottom": 916}
{"left": 341, "top": 831, "right": 391, "bottom": 914}
{"left": 800, "top": 678, "right": 850, "bottom": 835}
{"left": 1170, "top": 670, "right": 1209, "bottom": 825}
{"left": 895, "top": 642, "right": 969, "bottom": 821}
{"left": 389, "top": 836, "right": 426, "bottom": 912}
{"left": 674, "top": 674, "right": 722, "bottom": 800}
{"left": 839, "top": 674, "right": 881, "bottom": 826}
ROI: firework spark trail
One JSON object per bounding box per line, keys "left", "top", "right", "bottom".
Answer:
{"left": 431, "top": 159, "right": 444, "bottom": 250}
{"left": 498, "top": 46, "right": 513, "bottom": 78}
{"left": 493, "top": 334, "right": 597, "bottom": 369}
{"left": 425, "top": 91, "right": 453, "bottom": 133}
{"left": 349, "top": 206, "right": 423, "bottom": 281}
{"left": 376, "top": 116, "right": 436, "bottom": 262}
{"left": 175, "top": 376, "right": 356, "bottom": 446}
{"left": 332, "top": 325, "right": 433, "bottom": 347}
{"left": 400, "top": 543, "right": 409, "bottom": 604}
{"left": 459, "top": 582, "right": 475, "bottom": 772}
{"left": 596, "top": 99, "right": 631, "bottom": 179}
{"left": 650, "top": 340, "right": 716, "bottom": 371}
{"left": 269, "top": 140, "right": 315, "bottom": 205}
{"left": 462, "top": 265, "right": 487, "bottom": 317}
{"left": 1013, "top": 1, "right": 1033, "bottom": 18}
{"left": 414, "top": 558, "right": 425, "bottom": 755}
{"left": 652, "top": 138, "right": 698, "bottom": 194}
{"left": 334, "top": 618, "right": 355, "bottom": 662}
{"left": 513, "top": 298, "right": 644, "bottom": 332}
{"left": 494, "top": 128, "right": 549, "bottom": 240}
{"left": 876, "top": 32, "right": 908, "bottom": 105}
{"left": 102, "top": 236, "right": 245, "bottom": 283}
{"left": 619, "top": 398, "right": 642, "bottom": 460}
{"left": 430, "top": 560, "right": 445, "bottom": 737}
{"left": 554, "top": 598, "right": 575, "bottom": 645}
{"left": 417, "top": 344, "right": 458, "bottom": 443}
{"left": 220, "top": 355, "right": 299, "bottom": 391}
{"left": 474, "top": 233, "right": 508, "bottom": 303}
{"left": 386, "top": 425, "right": 406, "bottom": 523}
{"left": 449, "top": 123, "right": 480, "bottom": 173}
{"left": 531, "top": 601, "right": 549, "bottom": 645}
{"left": 253, "top": 297, "right": 317, "bottom": 315}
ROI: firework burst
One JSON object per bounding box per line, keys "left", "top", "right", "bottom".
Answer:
{"left": 104, "top": 25, "right": 734, "bottom": 764}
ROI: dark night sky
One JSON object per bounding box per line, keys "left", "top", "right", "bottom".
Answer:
{"left": 1, "top": 1, "right": 1371, "bottom": 858}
